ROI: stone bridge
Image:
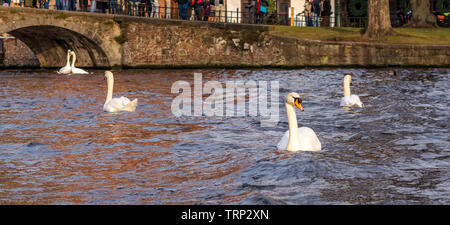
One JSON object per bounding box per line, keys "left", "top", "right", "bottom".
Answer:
{"left": 0, "top": 6, "right": 122, "bottom": 67}
{"left": 0, "top": 6, "right": 448, "bottom": 68}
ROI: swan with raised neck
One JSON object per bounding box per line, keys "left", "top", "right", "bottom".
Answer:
{"left": 340, "top": 73, "right": 363, "bottom": 108}
{"left": 277, "top": 92, "right": 321, "bottom": 152}
{"left": 70, "top": 50, "right": 89, "bottom": 74}
{"left": 58, "top": 49, "right": 72, "bottom": 74}
{"left": 103, "top": 71, "right": 138, "bottom": 112}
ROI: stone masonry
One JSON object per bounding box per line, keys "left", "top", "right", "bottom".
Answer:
{"left": 0, "top": 6, "right": 448, "bottom": 68}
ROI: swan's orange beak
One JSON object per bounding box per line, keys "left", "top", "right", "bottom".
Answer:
{"left": 294, "top": 98, "right": 304, "bottom": 111}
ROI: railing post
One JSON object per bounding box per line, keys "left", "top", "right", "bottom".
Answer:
{"left": 336, "top": 0, "right": 341, "bottom": 27}
{"left": 225, "top": 9, "right": 228, "bottom": 23}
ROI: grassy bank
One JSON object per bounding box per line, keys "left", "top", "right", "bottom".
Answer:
{"left": 271, "top": 26, "right": 450, "bottom": 45}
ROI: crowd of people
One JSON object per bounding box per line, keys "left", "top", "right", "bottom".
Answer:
{"left": 0, "top": 0, "right": 239, "bottom": 23}
{"left": 177, "top": 0, "right": 224, "bottom": 22}
{"left": 2, "top": 0, "right": 50, "bottom": 8}
{"left": 243, "top": 0, "right": 269, "bottom": 24}
{"left": 1, "top": 0, "right": 328, "bottom": 26}
{"left": 1, "top": 0, "right": 223, "bottom": 21}
{"left": 302, "top": 0, "right": 324, "bottom": 27}
{"left": 1, "top": 0, "right": 152, "bottom": 14}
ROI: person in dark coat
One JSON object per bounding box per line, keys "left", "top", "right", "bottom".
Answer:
{"left": 202, "top": 0, "right": 211, "bottom": 21}
{"left": 145, "top": 0, "right": 153, "bottom": 17}
{"left": 312, "top": 0, "right": 321, "bottom": 27}
{"left": 303, "top": 0, "right": 313, "bottom": 26}
{"left": 176, "top": 0, "right": 189, "bottom": 20}
{"left": 256, "top": 0, "right": 268, "bottom": 24}
{"left": 193, "top": 0, "right": 203, "bottom": 21}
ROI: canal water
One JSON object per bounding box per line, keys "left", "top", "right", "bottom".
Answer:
{"left": 0, "top": 68, "right": 448, "bottom": 204}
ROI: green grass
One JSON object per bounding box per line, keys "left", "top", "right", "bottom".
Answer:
{"left": 271, "top": 26, "right": 450, "bottom": 45}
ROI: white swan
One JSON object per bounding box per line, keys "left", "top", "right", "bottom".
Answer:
{"left": 277, "top": 92, "right": 321, "bottom": 152}
{"left": 57, "top": 49, "right": 72, "bottom": 74}
{"left": 70, "top": 50, "right": 89, "bottom": 74}
{"left": 340, "top": 74, "right": 363, "bottom": 107}
{"left": 103, "top": 71, "right": 138, "bottom": 112}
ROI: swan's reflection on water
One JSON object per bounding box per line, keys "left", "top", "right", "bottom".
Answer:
{"left": 0, "top": 68, "right": 448, "bottom": 204}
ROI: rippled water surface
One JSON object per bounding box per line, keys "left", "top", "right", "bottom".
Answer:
{"left": 0, "top": 68, "right": 449, "bottom": 204}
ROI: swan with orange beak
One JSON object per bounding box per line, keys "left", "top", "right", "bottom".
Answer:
{"left": 277, "top": 92, "right": 321, "bottom": 151}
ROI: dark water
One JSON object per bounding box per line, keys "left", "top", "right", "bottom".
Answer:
{"left": 0, "top": 68, "right": 448, "bottom": 204}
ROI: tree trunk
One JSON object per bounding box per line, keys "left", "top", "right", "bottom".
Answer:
{"left": 405, "top": 0, "right": 438, "bottom": 28}
{"left": 364, "top": 0, "right": 394, "bottom": 39}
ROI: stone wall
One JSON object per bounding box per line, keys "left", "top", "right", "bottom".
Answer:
{"left": 118, "top": 19, "right": 281, "bottom": 68}
{"left": 118, "top": 19, "right": 449, "bottom": 68}
{"left": 1, "top": 37, "right": 39, "bottom": 67}
{"left": 270, "top": 37, "right": 450, "bottom": 67}
{"left": 0, "top": 8, "right": 448, "bottom": 68}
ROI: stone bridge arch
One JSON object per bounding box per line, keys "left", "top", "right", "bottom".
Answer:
{"left": 0, "top": 7, "right": 122, "bottom": 68}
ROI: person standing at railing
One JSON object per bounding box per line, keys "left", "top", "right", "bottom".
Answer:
{"left": 138, "top": 0, "right": 146, "bottom": 16}
{"left": 202, "top": 0, "right": 211, "bottom": 21}
{"left": 192, "top": 0, "right": 203, "bottom": 21}
{"left": 90, "top": 0, "right": 96, "bottom": 12}
{"left": 109, "top": 0, "right": 118, "bottom": 14}
{"left": 320, "top": 0, "right": 331, "bottom": 26}
{"left": 258, "top": 0, "right": 267, "bottom": 24}
{"left": 254, "top": 0, "right": 260, "bottom": 24}
{"left": 55, "top": 0, "right": 61, "bottom": 9}
{"left": 79, "top": 0, "right": 88, "bottom": 11}
{"left": 42, "top": 0, "right": 49, "bottom": 8}
{"left": 69, "top": 0, "right": 76, "bottom": 11}
{"left": 176, "top": 0, "right": 188, "bottom": 20}
{"left": 150, "top": 0, "right": 158, "bottom": 18}
{"left": 130, "top": 0, "right": 139, "bottom": 16}
{"left": 255, "top": 0, "right": 267, "bottom": 24}
{"left": 312, "top": 0, "right": 321, "bottom": 27}
{"left": 143, "top": 0, "right": 152, "bottom": 17}
{"left": 303, "top": 0, "right": 312, "bottom": 26}
{"left": 247, "top": 0, "right": 255, "bottom": 24}
{"left": 215, "top": 0, "right": 224, "bottom": 22}
{"left": 62, "top": 0, "right": 69, "bottom": 10}
{"left": 188, "top": 0, "right": 195, "bottom": 20}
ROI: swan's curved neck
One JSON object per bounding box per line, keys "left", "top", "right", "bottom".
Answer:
{"left": 71, "top": 52, "right": 76, "bottom": 68}
{"left": 105, "top": 75, "right": 114, "bottom": 104}
{"left": 66, "top": 51, "right": 70, "bottom": 65}
{"left": 343, "top": 78, "right": 351, "bottom": 97}
{"left": 286, "top": 103, "right": 300, "bottom": 151}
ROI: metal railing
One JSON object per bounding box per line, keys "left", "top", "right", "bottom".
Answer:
{"left": 87, "top": 2, "right": 369, "bottom": 27}
{"left": 3, "top": 1, "right": 371, "bottom": 27}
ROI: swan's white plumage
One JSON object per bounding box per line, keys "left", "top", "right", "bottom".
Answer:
{"left": 341, "top": 74, "right": 363, "bottom": 107}
{"left": 57, "top": 50, "right": 72, "bottom": 74}
{"left": 72, "top": 67, "right": 89, "bottom": 74}
{"left": 103, "top": 71, "right": 137, "bottom": 113}
{"left": 277, "top": 127, "right": 321, "bottom": 151}
{"left": 277, "top": 92, "right": 321, "bottom": 152}
{"left": 70, "top": 51, "right": 89, "bottom": 74}
{"left": 340, "top": 95, "right": 363, "bottom": 107}
{"left": 103, "top": 96, "right": 136, "bottom": 113}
